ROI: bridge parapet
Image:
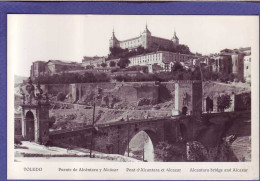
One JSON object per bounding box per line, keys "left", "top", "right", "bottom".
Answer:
{"left": 48, "top": 111, "right": 250, "bottom": 156}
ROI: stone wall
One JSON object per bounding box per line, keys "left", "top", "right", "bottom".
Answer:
{"left": 70, "top": 82, "right": 159, "bottom": 104}
{"left": 42, "top": 82, "right": 162, "bottom": 103}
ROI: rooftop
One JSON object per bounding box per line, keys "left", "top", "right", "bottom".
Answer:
{"left": 47, "top": 60, "right": 81, "bottom": 66}
{"left": 129, "top": 51, "right": 194, "bottom": 59}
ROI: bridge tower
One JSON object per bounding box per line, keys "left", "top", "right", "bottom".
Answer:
{"left": 173, "top": 80, "right": 202, "bottom": 116}
{"left": 20, "top": 78, "right": 50, "bottom": 144}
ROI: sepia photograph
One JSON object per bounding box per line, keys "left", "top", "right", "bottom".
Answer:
{"left": 6, "top": 13, "right": 259, "bottom": 180}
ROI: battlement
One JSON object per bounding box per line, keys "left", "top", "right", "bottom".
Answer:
{"left": 175, "top": 80, "right": 202, "bottom": 84}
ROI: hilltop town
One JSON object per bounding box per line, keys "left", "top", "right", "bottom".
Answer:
{"left": 14, "top": 24, "right": 251, "bottom": 162}
{"left": 29, "top": 25, "right": 251, "bottom": 84}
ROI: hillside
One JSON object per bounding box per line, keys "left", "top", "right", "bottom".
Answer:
{"left": 47, "top": 81, "right": 251, "bottom": 131}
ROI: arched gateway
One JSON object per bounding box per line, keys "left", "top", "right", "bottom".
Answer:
{"left": 24, "top": 111, "right": 35, "bottom": 140}
{"left": 20, "top": 77, "right": 50, "bottom": 144}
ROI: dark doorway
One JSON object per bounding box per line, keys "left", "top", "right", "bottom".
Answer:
{"left": 182, "top": 107, "right": 188, "bottom": 115}
{"left": 206, "top": 97, "right": 213, "bottom": 113}
{"left": 25, "top": 111, "right": 35, "bottom": 141}
{"left": 179, "top": 123, "right": 187, "bottom": 141}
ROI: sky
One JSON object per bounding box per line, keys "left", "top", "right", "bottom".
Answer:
{"left": 8, "top": 15, "right": 258, "bottom": 77}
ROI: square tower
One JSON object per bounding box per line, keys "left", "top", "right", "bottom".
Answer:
{"left": 173, "top": 80, "right": 202, "bottom": 116}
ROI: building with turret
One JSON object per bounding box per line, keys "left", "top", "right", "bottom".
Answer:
{"left": 109, "top": 24, "right": 179, "bottom": 50}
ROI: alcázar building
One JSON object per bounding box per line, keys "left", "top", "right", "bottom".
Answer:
{"left": 109, "top": 24, "right": 179, "bottom": 50}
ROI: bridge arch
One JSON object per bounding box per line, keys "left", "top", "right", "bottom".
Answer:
{"left": 124, "top": 128, "right": 159, "bottom": 162}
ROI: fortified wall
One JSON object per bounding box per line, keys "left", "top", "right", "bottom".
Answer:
{"left": 41, "top": 81, "right": 202, "bottom": 114}
{"left": 40, "top": 81, "right": 247, "bottom": 115}
{"left": 70, "top": 82, "right": 160, "bottom": 104}
{"left": 41, "top": 81, "right": 194, "bottom": 105}
{"left": 41, "top": 82, "right": 161, "bottom": 105}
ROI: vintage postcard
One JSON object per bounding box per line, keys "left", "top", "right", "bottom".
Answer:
{"left": 6, "top": 13, "right": 259, "bottom": 180}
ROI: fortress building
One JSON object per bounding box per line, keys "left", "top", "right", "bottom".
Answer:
{"left": 109, "top": 24, "right": 179, "bottom": 50}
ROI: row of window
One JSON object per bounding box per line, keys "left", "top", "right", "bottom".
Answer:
{"left": 164, "top": 54, "right": 191, "bottom": 60}
{"left": 131, "top": 58, "right": 162, "bottom": 65}
{"left": 120, "top": 39, "right": 142, "bottom": 47}
{"left": 130, "top": 53, "right": 192, "bottom": 65}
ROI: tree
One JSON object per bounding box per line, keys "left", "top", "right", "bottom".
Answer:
{"left": 108, "top": 47, "right": 128, "bottom": 59}
{"left": 186, "top": 141, "right": 208, "bottom": 161}
{"left": 242, "top": 93, "right": 251, "bottom": 110}
{"left": 117, "top": 58, "right": 130, "bottom": 69}
{"left": 136, "top": 46, "right": 145, "bottom": 54}
{"left": 217, "top": 94, "right": 232, "bottom": 112}
{"left": 172, "top": 62, "right": 184, "bottom": 72}
{"left": 109, "top": 61, "right": 116, "bottom": 67}
{"left": 175, "top": 44, "right": 191, "bottom": 54}
{"left": 101, "top": 63, "right": 107, "bottom": 68}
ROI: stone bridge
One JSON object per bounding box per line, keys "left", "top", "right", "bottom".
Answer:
{"left": 49, "top": 111, "right": 250, "bottom": 155}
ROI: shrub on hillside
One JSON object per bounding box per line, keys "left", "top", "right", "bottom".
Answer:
{"left": 56, "top": 92, "right": 66, "bottom": 101}
{"left": 126, "top": 65, "right": 148, "bottom": 73}
{"left": 101, "top": 63, "right": 107, "bottom": 68}
{"left": 85, "top": 65, "right": 94, "bottom": 69}
{"left": 114, "top": 75, "right": 132, "bottom": 82}
{"left": 110, "top": 97, "right": 120, "bottom": 108}
{"left": 154, "top": 141, "right": 185, "bottom": 162}
{"left": 137, "top": 98, "right": 157, "bottom": 106}
{"left": 186, "top": 141, "right": 208, "bottom": 161}
{"left": 117, "top": 58, "right": 130, "bottom": 69}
